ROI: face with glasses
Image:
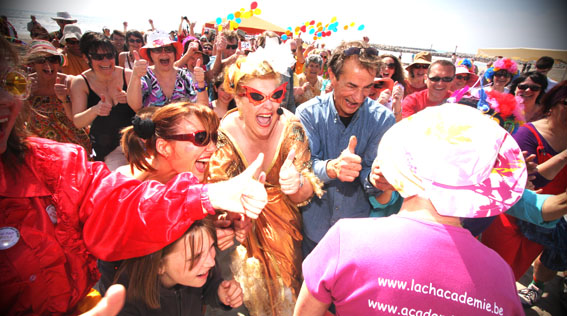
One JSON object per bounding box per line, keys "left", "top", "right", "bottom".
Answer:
{"left": 159, "top": 114, "right": 217, "bottom": 182}
{"left": 64, "top": 38, "right": 81, "bottom": 56}
{"left": 30, "top": 55, "right": 61, "bottom": 79}
{"left": 380, "top": 57, "right": 396, "bottom": 79}
{"left": 451, "top": 72, "right": 471, "bottom": 91}
{"left": 89, "top": 49, "right": 115, "bottom": 74}
{"left": 409, "top": 63, "right": 429, "bottom": 79}
{"left": 236, "top": 78, "right": 285, "bottom": 140}
{"left": 493, "top": 70, "right": 512, "bottom": 88}
{"left": 515, "top": 77, "right": 542, "bottom": 107}
{"left": 150, "top": 45, "right": 176, "bottom": 69}
{"left": 426, "top": 64, "right": 455, "bottom": 103}
{"left": 127, "top": 36, "right": 143, "bottom": 53}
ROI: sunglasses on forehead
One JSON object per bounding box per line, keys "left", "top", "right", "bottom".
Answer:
{"left": 343, "top": 46, "right": 379, "bottom": 58}
{"left": 161, "top": 130, "right": 218, "bottom": 146}
{"left": 33, "top": 55, "right": 62, "bottom": 64}
{"left": 89, "top": 52, "right": 115, "bottom": 61}
{"left": 151, "top": 46, "right": 176, "bottom": 54}
{"left": 428, "top": 76, "right": 454, "bottom": 82}
{"left": 1, "top": 70, "right": 30, "bottom": 100}
{"left": 239, "top": 82, "right": 287, "bottom": 106}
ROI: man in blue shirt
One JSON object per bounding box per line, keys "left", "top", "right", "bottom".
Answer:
{"left": 296, "top": 41, "right": 396, "bottom": 257}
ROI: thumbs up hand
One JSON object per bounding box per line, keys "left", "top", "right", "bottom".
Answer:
{"left": 54, "top": 73, "right": 70, "bottom": 103}
{"left": 194, "top": 58, "right": 205, "bottom": 89}
{"left": 279, "top": 148, "right": 302, "bottom": 195}
{"left": 132, "top": 50, "right": 148, "bottom": 78}
{"left": 113, "top": 86, "right": 127, "bottom": 105}
{"left": 96, "top": 95, "right": 112, "bottom": 116}
{"left": 328, "top": 135, "right": 362, "bottom": 182}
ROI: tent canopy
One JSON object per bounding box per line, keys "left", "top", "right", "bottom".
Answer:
{"left": 477, "top": 47, "right": 567, "bottom": 63}
{"left": 204, "top": 16, "right": 286, "bottom": 36}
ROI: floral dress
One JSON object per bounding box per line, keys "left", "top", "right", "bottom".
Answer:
{"left": 141, "top": 68, "right": 197, "bottom": 107}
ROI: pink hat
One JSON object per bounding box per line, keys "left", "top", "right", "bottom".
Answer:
{"left": 139, "top": 30, "right": 183, "bottom": 61}
{"left": 455, "top": 66, "right": 479, "bottom": 87}
{"left": 377, "top": 103, "right": 526, "bottom": 218}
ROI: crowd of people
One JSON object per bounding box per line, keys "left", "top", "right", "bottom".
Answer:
{"left": 1, "top": 10, "right": 566, "bottom": 316}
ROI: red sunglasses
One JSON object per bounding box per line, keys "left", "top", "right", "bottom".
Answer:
{"left": 161, "top": 130, "right": 217, "bottom": 146}
{"left": 239, "top": 82, "right": 287, "bottom": 106}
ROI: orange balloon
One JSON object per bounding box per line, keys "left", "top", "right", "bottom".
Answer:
{"left": 235, "top": 12, "right": 241, "bottom": 18}
{"left": 343, "top": 25, "right": 348, "bottom": 30}
{"left": 313, "top": 36, "right": 318, "bottom": 41}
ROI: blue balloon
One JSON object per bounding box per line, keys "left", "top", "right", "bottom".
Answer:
{"left": 227, "top": 13, "right": 234, "bottom": 21}
{"left": 358, "top": 24, "right": 365, "bottom": 31}
{"left": 309, "top": 28, "right": 315, "bottom": 34}
{"left": 281, "top": 34, "right": 288, "bottom": 41}
{"left": 235, "top": 18, "right": 242, "bottom": 24}
{"left": 317, "top": 32, "right": 322, "bottom": 37}
{"left": 287, "top": 27, "right": 292, "bottom": 31}
{"left": 216, "top": 17, "right": 222, "bottom": 24}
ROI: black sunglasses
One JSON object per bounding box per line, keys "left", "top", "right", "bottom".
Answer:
{"left": 455, "top": 75, "right": 470, "bottom": 81}
{"left": 517, "top": 84, "right": 541, "bottom": 92}
{"left": 89, "top": 52, "right": 115, "bottom": 61}
{"left": 162, "top": 130, "right": 218, "bottom": 146}
{"left": 412, "top": 64, "right": 429, "bottom": 69}
{"left": 33, "top": 55, "right": 61, "bottom": 64}
{"left": 226, "top": 44, "right": 238, "bottom": 50}
{"left": 494, "top": 71, "right": 511, "bottom": 78}
{"left": 373, "top": 82, "right": 385, "bottom": 89}
{"left": 151, "top": 46, "right": 176, "bottom": 54}
{"left": 344, "top": 46, "right": 379, "bottom": 58}
{"left": 383, "top": 63, "right": 396, "bottom": 69}
{"left": 428, "top": 76, "right": 454, "bottom": 82}
{"left": 128, "top": 38, "right": 143, "bottom": 44}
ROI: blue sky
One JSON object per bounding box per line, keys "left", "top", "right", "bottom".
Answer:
{"left": 2, "top": 0, "right": 566, "bottom": 54}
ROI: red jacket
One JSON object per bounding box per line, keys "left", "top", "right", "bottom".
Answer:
{"left": 0, "top": 138, "right": 207, "bottom": 315}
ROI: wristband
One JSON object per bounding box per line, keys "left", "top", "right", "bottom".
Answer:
{"left": 194, "top": 82, "right": 206, "bottom": 93}
{"left": 200, "top": 185, "right": 216, "bottom": 215}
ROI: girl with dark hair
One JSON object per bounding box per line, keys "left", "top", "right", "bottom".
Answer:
{"left": 70, "top": 32, "right": 135, "bottom": 169}
{"left": 119, "top": 30, "right": 144, "bottom": 70}
{"left": 210, "top": 73, "right": 236, "bottom": 119}
{"left": 509, "top": 71, "right": 548, "bottom": 122}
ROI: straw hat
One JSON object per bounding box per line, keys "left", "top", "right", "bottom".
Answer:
{"left": 59, "top": 24, "right": 82, "bottom": 45}
{"left": 139, "top": 30, "right": 183, "bottom": 61}
{"left": 51, "top": 12, "right": 77, "bottom": 22}
{"left": 405, "top": 51, "right": 432, "bottom": 70}
{"left": 377, "top": 103, "right": 526, "bottom": 218}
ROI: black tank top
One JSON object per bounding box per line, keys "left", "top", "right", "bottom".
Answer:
{"left": 82, "top": 69, "right": 135, "bottom": 161}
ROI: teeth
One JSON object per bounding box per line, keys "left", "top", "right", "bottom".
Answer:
{"left": 0, "top": 117, "right": 8, "bottom": 123}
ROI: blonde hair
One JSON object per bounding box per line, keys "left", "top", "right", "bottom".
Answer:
{"left": 223, "top": 55, "right": 281, "bottom": 95}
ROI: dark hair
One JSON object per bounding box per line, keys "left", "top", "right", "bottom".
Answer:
{"left": 110, "top": 30, "right": 125, "bottom": 40}
{"left": 535, "top": 56, "right": 554, "bottom": 70}
{"left": 117, "top": 218, "right": 216, "bottom": 309}
{"left": 212, "top": 73, "right": 236, "bottom": 111}
{"left": 255, "top": 31, "right": 281, "bottom": 48}
{"left": 328, "top": 41, "right": 381, "bottom": 80}
{"left": 540, "top": 80, "right": 567, "bottom": 115}
{"left": 121, "top": 102, "right": 220, "bottom": 173}
{"left": 126, "top": 30, "right": 144, "bottom": 43}
{"left": 80, "top": 32, "right": 117, "bottom": 68}
{"left": 427, "top": 60, "right": 456, "bottom": 76}
{"left": 380, "top": 54, "right": 406, "bottom": 90}
{"left": 509, "top": 71, "right": 548, "bottom": 104}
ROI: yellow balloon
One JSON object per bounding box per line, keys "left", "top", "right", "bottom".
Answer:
{"left": 254, "top": 8, "right": 261, "bottom": 15}
{"left": 240, "top": 8, "right": 245, "bottom": 12}
{"left": 231, "top": 21, "right": 238, "bottom": 29}
{"left": 350, "top": 22, "right": 355, "bottom": 27}
{"left": 305, "top": 21, "right": 310, "bottom": 26}
{"left": 331, "top": 16, "right": 337, "bottom": 23}
{"left": 243, "top": 11, "right": 252, "bottom": 18}
{"left": 218, "top": 25, "right": 223, "bottom": 31}
{"left": 317, "top": 22, "right": 322, "bottom": 27}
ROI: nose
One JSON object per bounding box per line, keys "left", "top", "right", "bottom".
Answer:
{"left": 204, "top": 247, "right": 216, "bottom": 267}
{"left": 352, "top": 87, "right": 366, "bottom": 103}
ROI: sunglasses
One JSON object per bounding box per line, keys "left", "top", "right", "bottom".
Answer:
{"left": 1, "top": 70, "right": 30, "bottom": 100}
{"left": 383, "top": 63, "right": 396, "bottom": 69}
{"left": 493, "top": 71, "right": 511, "bottom": 78}
{"left": 517, "top": 84, "right": 541, "bottom": 92}
{"left": 428, "top": 76, "right": 454, "bottom": 82}
{"left": 151, "top": 46, "right": 176, "bottom": 54}
{"left": 33, "top": 55, "right": 61, "bottom": 64}
{"left": 412, "top": 64, "right": 429, "bottom": 70}
{"left": 344, "top": 46, "right": 379, "bottom": 58}
{"left": 162, "top": 130, "right": 218, "bottom": 146}
{"left": 226, "top": 44, "right": 238, "bottom": 50}
{"left": 373, "top": 82, "right": 385, "bottom": 89}
{"left": 89, "top": 52, "right": 115, "bottom": 61}
{"left": 66, "top": 39, "right": 79, "bottom": 45}
{"left": 239, "top": 82, "right": 287, "bottom": 106}
{"left": 455, "top": 75, "right": 470, "bottom": 81}
{"left": 128, "top": 38, "right": 143, "bottom": 44}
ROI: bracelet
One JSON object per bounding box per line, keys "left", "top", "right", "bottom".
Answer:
{"left": 194, "top": 82, "right": 206, "bottom": 93}
{"left": 200, "top": 185, "right": 215, "bottom": 215}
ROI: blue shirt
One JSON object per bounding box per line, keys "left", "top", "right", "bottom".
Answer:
{"left": 296, "top": 92, "right": 395, "bottom": 243}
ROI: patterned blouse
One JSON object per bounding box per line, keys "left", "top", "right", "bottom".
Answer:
{"left": 141, "top": 68, "right": 197, "bottom": 107}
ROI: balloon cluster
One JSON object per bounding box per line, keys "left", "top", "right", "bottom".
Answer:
{"left": 283, "top": 16, "right": 365, "bottom": 41}
{"left": 215, "top": 1, "right": 261, "bottom": 31}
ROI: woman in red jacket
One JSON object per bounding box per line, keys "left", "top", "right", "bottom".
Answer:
{"left": 0, "top": 37, "right": 267, "bottom": 316}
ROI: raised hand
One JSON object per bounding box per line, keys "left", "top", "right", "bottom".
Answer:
{"left": 329, "top": 136, "right": 362, "bottom": 182}
{"left": 194, "top": 58, "right": 205, "bottom": 88}
{"left": 113, "top": 86, "right": 127, "bottom": 105}
{"left": 54, "top": 73, "right": 70, "bottom": 102}
{"left": 279, "top": 148, "right": 301, "bottom": 195}
{"left": 233, "top": 216, "right": 252, "bottom": 243}
{"left": 214, "top": 217, "right": 235, "bottom": 251}
{"left": 217, "top": 280, "right": 243, "bottom": 308}
{"left": 369, "top": 156, "right": 396, "bottom": 191}
{"left": 96, "top": 95, "right": 112, "bottom": 116}
{"left": 131, "top": 50, "right": 148, "bottom": 78}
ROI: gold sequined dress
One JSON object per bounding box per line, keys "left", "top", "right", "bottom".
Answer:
{"left": 207, "top": 114, "right": 322, "bottom": 316}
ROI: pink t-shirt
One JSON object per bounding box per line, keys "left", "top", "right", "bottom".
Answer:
{"left": 303, "top": 216, "right": 523, "bottom": 316}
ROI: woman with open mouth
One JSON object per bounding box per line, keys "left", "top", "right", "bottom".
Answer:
{"left": 127, "top": 31, "right": 208, "bottom": 110}
{"left": 70, "top": 32, "right": 135, "bottom": 170}
{"left": 510, "top": 71, "right": 548, "bottom": 122}
{"left": 481, "top": 58, "right": 519, "bottom": 94}
{"left": 294, "top": 54, "right": 324, "bottom": 106}
{"left": 207, "top": 50, "right": 323, "bottom": 315}
{"left": 24, "top": 40, "right": 91, "bottom": 152}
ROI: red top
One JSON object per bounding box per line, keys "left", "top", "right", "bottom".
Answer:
{"left": 401, "top": 89, "right": 452, "bottom": 119}
{"left": 0, "top": 137, "right": 207, "bottom": 315}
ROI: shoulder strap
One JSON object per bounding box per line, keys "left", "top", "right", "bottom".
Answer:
{"left": 524, "top": 123, "right": 547, "bottom": 161}
{"left": 81, "top": 74, "right": 92, "bottom": 91}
